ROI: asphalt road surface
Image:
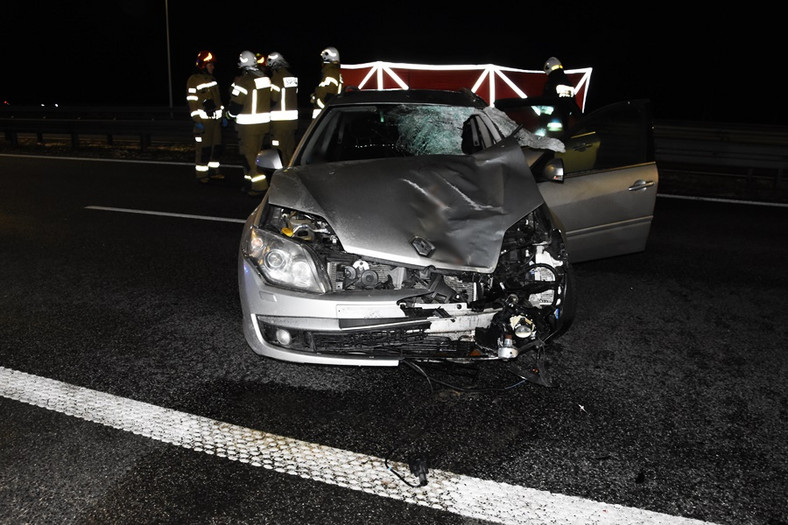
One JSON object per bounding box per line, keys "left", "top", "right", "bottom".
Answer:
{"left": 1, "top": 154, "right": 786, "bottom": 525}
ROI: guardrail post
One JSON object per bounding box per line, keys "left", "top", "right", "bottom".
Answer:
{"left": 4, "top": 130, "right": 18, "bottom": 146}
{"left": 746, "top": 167, "right": 754, "bottom": 194}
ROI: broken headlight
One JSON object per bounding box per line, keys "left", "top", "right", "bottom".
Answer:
{"left": 244, "top": 226, "right": 331, "bottom": 293}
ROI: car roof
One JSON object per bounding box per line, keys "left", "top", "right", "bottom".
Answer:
{"left": 325, "top": 88, "right": 489, "bottom": 109}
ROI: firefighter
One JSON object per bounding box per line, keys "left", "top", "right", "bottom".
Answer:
{"left": 267, "top": 51, "right": 299, "bottom": 165}
{"left": 226, "top": 50, "right": 272, "bottom": 196}
{"left": 542, "top": 57, "right": 581, "bottom": 133}
{"left": 186, "top": 50, "right": 225, "bottom": 183}
{"left": 310, "top": 47, "right": 343, "bottom": 118}
{"left": 542, "top": 57, "right": 575, "bottom": 99}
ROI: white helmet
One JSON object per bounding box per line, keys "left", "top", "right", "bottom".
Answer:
{"left": 238, "top": 50, "right": 257, "bottom": 69}
{"left": 267, "top": 51, "right": 288, "bottom": 69}
{"left": 320, "top": 46, "right": 340, "bottom": 64}
{"left": 544, "top": 57, "right": 562, "bottom": 74}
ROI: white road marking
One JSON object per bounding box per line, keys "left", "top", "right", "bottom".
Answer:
{"left": 0, "top": 152, "right": 196, "bottom": 166}
{"left": 3, "top": 153, "right": 784, "bottom": 208}
{"left": 658, "top": 193, "right": 788, "bottom": 208}
{"left": 85, "top": 205, "right": 246, "bottom": 224}
{"left": 0, "top": 366, "right": 717, "bottom": 525}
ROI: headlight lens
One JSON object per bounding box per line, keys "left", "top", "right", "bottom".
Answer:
{"left": 244, "top": 226, "right": 330, "bottom": 293}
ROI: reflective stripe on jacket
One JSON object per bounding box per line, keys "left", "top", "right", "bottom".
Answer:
{"left": 229, "top": 72, "right": 271, "bottom": 125}
{"left": 313, "top": 63, "right": 343, "bottom": 111}
{"left": 270, "top": 68, "right": 299, "bottom": 122}
{"left": 186, "top": 72, "right": 223, "bottom": 121}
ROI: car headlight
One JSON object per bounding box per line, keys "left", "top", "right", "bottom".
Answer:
{"left": 244, "top": 226, "right": 330, "bottom": 293}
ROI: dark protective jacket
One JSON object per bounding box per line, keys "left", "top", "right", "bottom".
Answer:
{"left": 270, "top": 66, "right": 299, "bottom": 125}
{"left": 186, "top": 69, "right": 224, "bottom": 122}
{"left": 228, "top": 68, "right": 272, "bottom": 126}
{"left": 542, "top": 68, "right": 574, "bottom": 99}
{"left": 311, "top": 63, "right": 343, "bottom": 117}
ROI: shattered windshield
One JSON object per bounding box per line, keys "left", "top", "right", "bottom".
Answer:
{"left": 484, "top": 106, "right": 565, "bottom": 153}
{"left": 391, "top": 106, "right": 473, "bottom": 155}
{"left": 297, "top": 103, "right": 564, "bottom": 165}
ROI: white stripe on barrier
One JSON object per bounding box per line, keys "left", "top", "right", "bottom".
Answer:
{"left": 0, "top": 367, "right": 716, "bottom": 525}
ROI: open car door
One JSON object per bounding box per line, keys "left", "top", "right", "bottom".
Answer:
{"left": 497, "top": 98, "right": 659, "bottom": 263}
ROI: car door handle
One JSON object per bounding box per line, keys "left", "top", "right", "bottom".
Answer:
{"left": 572, "top": 143, "right": 594, "bottom": 152}
{"left": 628, "top": 179, "right": 655, "bottom": 191}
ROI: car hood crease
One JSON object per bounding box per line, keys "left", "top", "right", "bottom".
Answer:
{"left": 268, "top": 137, "right": 545, "bottom": 272}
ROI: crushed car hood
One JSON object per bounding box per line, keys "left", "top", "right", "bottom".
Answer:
{"left": 268, "top": 137, "right": 545, "bottom": 272}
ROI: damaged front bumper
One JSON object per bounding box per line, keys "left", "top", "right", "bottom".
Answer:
{"left": 239, "top": 250, "right": 574, "bottom": 368}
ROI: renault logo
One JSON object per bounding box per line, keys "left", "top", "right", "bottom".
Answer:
{"left": 411, "top": 236, "right": 435, "bottom": 257}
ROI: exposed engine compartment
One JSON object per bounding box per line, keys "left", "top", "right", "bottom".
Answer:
{"left": 253, "top": 203, "right": 573, "bottom": 360}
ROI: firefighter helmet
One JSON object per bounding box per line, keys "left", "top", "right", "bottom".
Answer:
{"left": 320, "top": 47, "right": 340, "bottom": 64}
{"left": 543, "top": 57, "right": 563, "bottom": 74}
{"left": 238, "top": 50, "right": 258, "bottom": 69}
{"left": 255, "top": 53, "right": 266, "bottom": 66}
{"left": 267, "top": 51, "right": 288, "bottom": 69}
{"left": 195, "top": 50, "right": 216, "bottom": 70}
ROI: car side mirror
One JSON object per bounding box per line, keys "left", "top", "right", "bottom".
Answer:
{"left": 256, "top": 148, "right": 284, "bottom": 171}
{"left": 542, "top": 158, "right": 565, "bottom": 182}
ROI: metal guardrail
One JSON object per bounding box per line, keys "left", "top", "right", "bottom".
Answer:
{"left": 2, "top": 106, "right": 787, "bottom": 198}
{"left": 653, "top": 121, "right": 788, "bottom": 173}
{"left": 651, "top": 121, "right": 787, "bottom": 201}
{"left": 0, "top": 106, "right": 190, "bottom": 150}
{"left": 1, "top": 118, "right": 190, "bottom": 150}
{"left": 0, "top": 105, "right": 314, "bottom": 151}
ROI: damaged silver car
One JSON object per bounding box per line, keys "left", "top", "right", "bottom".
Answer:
{"left": 239, "top": 89, "right": 657, "bottom": 367}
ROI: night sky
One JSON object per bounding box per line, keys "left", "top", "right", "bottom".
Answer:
{"left": 3, "top": 1, "right": 780, "bottom": 125}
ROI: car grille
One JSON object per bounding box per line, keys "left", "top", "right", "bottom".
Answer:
{"left": 260, "top": 321, "right": 487, "bottom": 359}
{"left": 312, "top": 330, "right": 481, "bottom": 358}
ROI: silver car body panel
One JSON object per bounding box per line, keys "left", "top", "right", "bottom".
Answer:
{"left": 240, "top": 255, "right": 504, "bottom": 366}
{"left": 496, "top": 97, "right": 659, "bottom": 264}
{"left": 237, "top": 90, "right": 665, "bottom": 366}
{"left": 240, "top": 256, "right": 402, "bottom": 366}
{"left": 267, "top": 138, "right": 543, "bottom": 272}
{"left": 238, "top": 138, "right": 571, "bottom": 366}
{"left": 537, "top": 162, "right": 658, "bottom": 263}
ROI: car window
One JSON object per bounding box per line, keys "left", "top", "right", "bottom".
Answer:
{"left": 297, "top": 104, "right": 487, "bottom": 165}
{"left": 512, "top": 104, "right": 563, "bottom": 137}
{"left": 559, "top": 101, "right": 654, "bottom": 175}
{"left": 494, "top": 98, "right": 581, "bottom": 139}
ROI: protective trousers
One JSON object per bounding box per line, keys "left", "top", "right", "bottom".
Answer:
{"left": 238, "top": 123, "right": 271, "bottom": 191}
{"left": 194, "top": 119, "right": 223, "bottom": 179}
{"left": 271, "top": 120, "right": 298, "bottom": 166}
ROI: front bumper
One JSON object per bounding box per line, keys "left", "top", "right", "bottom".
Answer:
{"left": 239, "top": 257, "right": 563, "bottom": 366}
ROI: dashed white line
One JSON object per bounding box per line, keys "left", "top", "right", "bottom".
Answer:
{"left": 85, "top": 205, "right": 246, "bottom": 224}
{"left": 0, "top": 152, "right": 195, "bottom": 166}
{"left": 3, "top": 153, "right": 784, "bottom": 208}
{"left": 0, "top": 366, "right": 717, "bottom": 525}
